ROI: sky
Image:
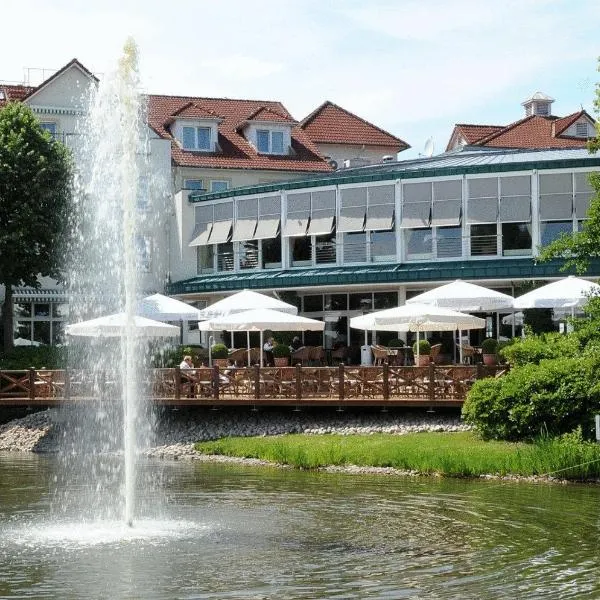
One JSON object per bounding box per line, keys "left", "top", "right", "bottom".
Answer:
{"left": 2, "top": 0, "right": 600, "bottom": 157}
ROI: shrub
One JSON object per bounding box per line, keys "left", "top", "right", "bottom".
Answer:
{"left": 481, "top": 337, "right": 498, "bottom": 355}
{"left": 462, "top": 356, "right": 600, "bottom": 440}
{"left": 273, "top": 343, "right": 291, "bottom": 357}
{"left": 0, "top": 346, "right": 67, "bottom": 369}
{"left": 210, "top": 343, "right": 229, "bottom": 359}
{"left": 387, "top": 338, "right": 405, "bottom": 348}
{"left": 413, "top": 339, "right": 431, "bottom": 355}
{"left": 152, "top": 345, "right": 207, "bottom": 367}
{"left": 500, "top": 332, "right": 580, "bottom": 367}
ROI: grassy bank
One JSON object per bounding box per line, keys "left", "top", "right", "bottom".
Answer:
{"left": 195, "top": 432, "right": 600, "bottom": 480}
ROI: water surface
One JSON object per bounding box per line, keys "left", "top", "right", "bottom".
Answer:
{"left": 0, "top": 452, "right": 599, "bottom": 599}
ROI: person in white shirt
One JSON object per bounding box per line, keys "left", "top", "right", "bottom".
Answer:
{"left": 263, "top": 338, "right": 275, "bottom": 367}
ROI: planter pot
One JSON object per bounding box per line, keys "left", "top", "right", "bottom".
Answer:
{"left": 213, "top": 358, "right": 229, "bottom": 368}
{"left": 483, "top": 354, "right": 497, "bottom": 366}
{"left": 274, "top": 357, "right": 289, "bottom": 367}
{"left": 415, "top": 355, "right": 430, "bottom": 367}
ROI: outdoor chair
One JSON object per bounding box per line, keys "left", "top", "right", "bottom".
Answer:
{"left": 228, "top": 347, "right": 248, "bottom": 366}
{"left": 459, "top": 344, "right": 477, "bottom": 364}
{"left": 291, "top": 346, "right": 312, "bottom": 366}
{"left": 331, "top": 345, "right": 349, "bottom": 364}
{"left": 309, "top": 346, "right": 326, "bottom": 366}
{"left": 429, "top": 344, "right": 442, "bottom": 364}
{"left": 370, "top": 345, "right": 388, "bottom": 365}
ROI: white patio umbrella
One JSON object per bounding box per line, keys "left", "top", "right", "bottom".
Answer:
{"left": 198, "top": 290, "right": 299, "bottom": 362}
{"left": 406, "top": 280, "right": 514, "bottom": 312}
{"left": 352, "top": 303, "right": 485, "bottom": 363}
{"left": 138, "top": 293, "right": 203, "bottom": 321}
{"left": 407, "top": 280, "right": 514, "bottom": 361}
{"left": 513, "top": 276, "right": 600, "bottom": 314}
{"left": 198, "top": 289, "right": 298, "bottom": 319}
{"left": 208, "top": 308, "right": 324, "bottom": 366}
{"left": 65, "top": 313, "right": 180, "bottom": 338}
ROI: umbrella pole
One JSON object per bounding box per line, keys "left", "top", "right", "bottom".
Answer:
{"left": 416, "top": 330, "right": 420, "bottom": 364}
{"left": 511, "top": 311, "right": 515, "bottom": 339}
{"left": 180, "top": 319, "right": 184, "bottom": 345}
{"left": 260, "top": 331, "right": 264, "bottom": 368}
{"left": 247, "top": 331, "right": 251, "bottom": 366}
{"left": 459, "top": 330, "right": 463, "bottom": 364}
{"left": 453, "top": 330, "right": 457, "bottom": 364}
{"left": 231, "top": 331, "right": 234, "bottom": 348}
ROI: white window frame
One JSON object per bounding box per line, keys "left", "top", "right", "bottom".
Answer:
{"left": 184, "top": 179, "right": 205, "bottom": 191}
{"left": 210, "top": 180, "right": 230, "bottom": 193}
{"left": 255, "top": 128, "right": 287, "bottom": 155}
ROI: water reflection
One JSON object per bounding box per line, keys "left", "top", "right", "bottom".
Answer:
{"left": 1, "top": 453, "right": 599, "bottom": 599}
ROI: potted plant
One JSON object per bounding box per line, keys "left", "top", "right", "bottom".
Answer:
{"left": 481, "top": 337, "right": 499, "bottom": 365}
{"left": 210, "top": 343, "right": 230, "bottom": 368}
{"left": 412, "top": 339, "right": 431, "bottom": 366}
{"left": 273, "top": 343, "right": 291, "bottom": 366}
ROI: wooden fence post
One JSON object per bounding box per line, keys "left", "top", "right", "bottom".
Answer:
{"left": 254, "top": 364, "right": 260, "bottom": 400}
{"left": 64, "top": 368, "right": 71, "bottom": 401}
{"left": 428, "top": 363, "right": 435, "bottom": 402}
{"left": 338, "top": 364, "right": 345, "bottom": 402}
{"left": 29, "top": 368, "right": 36, "bottom": 402}
{"left": 296, "top": 364, "right": 302, "bottom": 402}
{"left": 382, "top": 363, "right": 389, "bottom": 400}
{"left": 212, "top": 365, "right": 220, "bottom": 400}
{"left": 175, "top": 367, "right": 181, "bottom": 402}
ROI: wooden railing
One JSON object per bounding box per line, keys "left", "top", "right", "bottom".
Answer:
{"left": 0, "top": 364, "right": 507, "bottom": 408}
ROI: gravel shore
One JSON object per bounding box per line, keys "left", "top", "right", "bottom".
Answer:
{"left": 0, "top": 407, "right": 470, "bottom": 459}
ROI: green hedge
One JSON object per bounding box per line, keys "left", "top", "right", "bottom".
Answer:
{"left": 462, "top": 356, "right": 600, "bottom": 440}
{"left": 500, "top": 332, "right": 580, "bottom": 367}
{"left": 0, "top": 346, "right": 67, "bottom": 369}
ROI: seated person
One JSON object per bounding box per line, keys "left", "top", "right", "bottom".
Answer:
{"left": 263, "top": 337, "right": 275, "bottom": 367}
{"left": 179, "top": 355, "right": 196, "bottom": 396}
{"left": 290, "top": 336, "right": 303, "bottom": 352}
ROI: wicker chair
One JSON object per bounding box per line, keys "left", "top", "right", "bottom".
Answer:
{"left": 228, "top": 347, "right": 248, "bottom": 366}
{"left": 291, "top": 346, "right": 312, "bottom": 366}
{"left": 429, "top": 343, "right": 443, "bottom": 364}
{"left": 309, "top": 346, "right": 326, "bottom": 366}
{"left": 458, "top": 344, "right": 477, "bottom": 364}
{"left": 370, "top": 345, "right": 388, "bottom": 365}
{"left": 331, "top": 345, "right": 349, "bottom": 364}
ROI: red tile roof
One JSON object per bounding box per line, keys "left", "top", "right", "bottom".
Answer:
{"left": 447, "top": 110, "right": 594, "bottom": 151}
{"left": 169, "top": 102, "right": 223, "bottom": 120}
{"left": 300, "top": 101, "right": 409, "bottom": 151}
{"left": 0, "top": 84, "right": 35, "bottom": 108}
{"left": 245, "top": 105, "right": 296, "bottom": 124}
{"left": 451, "top": 124, "right": 504, "bottom": 145}
{"left": 148, "top": 94, "right": 332, "bottom": 172}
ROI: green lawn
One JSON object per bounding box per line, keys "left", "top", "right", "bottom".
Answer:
{"left": 195, "top": 431, "right": 600, "bottom": 480}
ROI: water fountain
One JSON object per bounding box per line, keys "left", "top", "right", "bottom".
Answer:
{"left": 62, "top": 38, "right": 154, "bottom": 529}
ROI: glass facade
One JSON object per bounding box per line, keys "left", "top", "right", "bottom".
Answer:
{"left": 14, "top": 300, "right": 68, "bottom": 346}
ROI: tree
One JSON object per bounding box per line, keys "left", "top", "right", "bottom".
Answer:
{"left": 0, "top": 102, "right": 72, "bottom": 352}
{"left": 539, "top": 59, "right": 600, "bottom": 273}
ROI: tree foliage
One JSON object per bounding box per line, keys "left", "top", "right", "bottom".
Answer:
{"left": 0, "top": 102, "right": 73, "bottom": 351}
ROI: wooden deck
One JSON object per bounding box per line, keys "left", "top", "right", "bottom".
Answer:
{"left": 0, "top": 364, "right": 506, "bottom": 409}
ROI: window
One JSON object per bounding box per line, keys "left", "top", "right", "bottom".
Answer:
{"left": 217, "top": 242, "right": 234, "bottom": 271}
{"left": 135, "top": 235, "right": 152, "bottom": 272}
{"left": 540, "top": 221, "right": 573, "bottom": 247}
{"left": 210, "top": 180, "right": 229, "bottom": 193}
{"left": 256, "top": 129, "right": 285, "bottom": 154}
{"left": 315, "top": 232, "right": 336, "bottom": 264}
{"left": 239, "top": 240, "right": 259, "bottom": 270}
{"left": 40, "top": 122, "right": 57, "bottom": 137}
{"left": 184, "top": 179, "right": 204, "bottom": 190}
{"left": 14, "top": 301, "right": 67, "bottom": 347}
{"left": 303, "top": 295, "right": 323, "bottom": 312}
{"left": 182, "top": 126, "right": 211, "bottom": 151}
{"left": 502, "top": 223, "right": 531, "bottom": 256}
{"left": 370, "top": 230, "right": 396, "bottom": 262}
{"left": 197, "top": 245, "right": 214, "bottom": 273}
{"left": 343, "top": 232, "right": 367, "bottom": 263}
{"left": 576, "top": 122, "right": 589, "bottom": 137}
{"left": 470, "top": 223, "right": 497, "bottom": 256}
{"left": 405, "top": 228, "right": 433, "bottom": 260}
{"left": 261, "top": 236, "right": 281, "bottom": 269}
{"left": 290, "top": 236, "right": 312, "bottom": 266}
{"left": 436, "top": 226, "right": 462, "bottom": 258}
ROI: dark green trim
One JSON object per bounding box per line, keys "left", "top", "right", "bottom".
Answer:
{"left": 189, "top": 154, "right": 600, "bottom": 203}
{"left": 168, "top": 258, "right": 600, "bottom": 295}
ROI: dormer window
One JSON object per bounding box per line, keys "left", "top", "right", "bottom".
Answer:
{"left": 257, "top": 129, "right": 285, "bottom": 154}
{"left": 183, "top": 126, "right": 212, "bottom": 151}
{"left": 576, "top": 122, "right": 589, "bottom": 137}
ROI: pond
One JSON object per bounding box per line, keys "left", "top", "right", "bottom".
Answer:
{"left": 0, "top": 452, "right": 599, "bottom": 599}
